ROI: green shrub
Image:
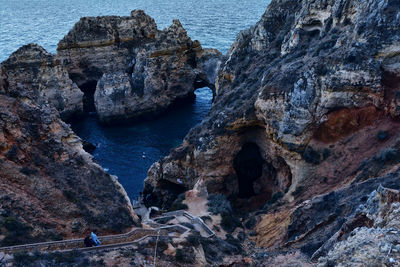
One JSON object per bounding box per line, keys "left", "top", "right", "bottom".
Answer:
{"left": 377, "top": 130, "right": 389, "bottom": 141}
{"left": 302, "top": 146, "right": 321, "bottom": 164}
{"left": 12, "top": 250, "right": 90, "bottom": 267}
{"left": 378, "top": 148, "right": 400, "bottom": 163}
{"left": 175, "top": 248, "right": 195, "bottom": 263}
{"left": 225, "top": 234, "right": 242, "bottom": 249}
{"left": 220, "top": 212, "right": 241, "bottom": 233}
{"left": 168, "top": 202, "right": 188, "bottom": 211}
{"left": 267, "top": 192, "right": 284, "bottom": 205}
{"left": 13, "top": 252, "right": 35, "bottom": 267}
{"left": 244, "top": 217, "right": 256, "bottom": 229}
{"left": 293, "top": 186, "right": 305, "bottom": 197}
{"left": 20, "top": 167, "right": 38, "bottom": 176}
{"left": 207, "top": 194, "right": 232, "bottom": 215}
{"left": 62, "top": 190, "right": 78, "bottom": 203}
{"left": 168, "top": 194, "right": 188, "bottom": 211}
{"left": 187, "top": 232, "right": 201, "bottom": 246}
{"left": 1, "top": 216, "right": 33, "bottom": 246}
{"left": 322, "top": 148, "right": 331, "bottom": 160}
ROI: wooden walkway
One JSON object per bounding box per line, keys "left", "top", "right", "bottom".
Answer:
{"left": 0, "top": 210, "right": 214, "bottom": 255}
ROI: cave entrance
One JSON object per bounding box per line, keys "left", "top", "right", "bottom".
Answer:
{"left": 79, "top": 80, "right": 98, "bottom": 113}
{"left": 234, "top": 142, "right": 265, "bottom": 198}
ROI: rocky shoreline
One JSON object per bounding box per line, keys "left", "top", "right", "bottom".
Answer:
{"left": 1, "top": 0, "right": 400, "bottom": 266}
{"left": 0, "top": 9, "right": 220, "bottom": 249}
{"left": 57, "top": 10, "right": 221, "bottom": 125}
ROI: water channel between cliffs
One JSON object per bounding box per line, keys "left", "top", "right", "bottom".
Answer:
{"left": 71, "top": 87, "right": 212, "bottom": 199}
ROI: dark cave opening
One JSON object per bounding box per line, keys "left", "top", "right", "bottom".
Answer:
{"left": 234, "top": 142, "right": 265, "bottom": 198}
{"left": 79, "top": 80, "right": 98, "bottom": 113}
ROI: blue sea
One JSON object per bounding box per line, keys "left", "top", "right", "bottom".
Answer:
{"left": 0, "top": 0, "right": 268, "bottom": 198}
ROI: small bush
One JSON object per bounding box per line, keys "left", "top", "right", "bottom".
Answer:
{"left": 12, "top": 250, "right": 89, "bottom": 267}
{"left": 377, "top": 130, "right": 389, "bottom": 141}
{"left": 168, "top": 194, "right": 188, "bottom": 211}
{"left": 62, "top": 190, "right": 78, "bottom": 203}
{"left": 20, "top": 167, "right": 38, "bottom": 176}
{"left": 199, "top": 236, "right": 240, "bottom": 264}
{"left": 267, "top": 192, "right": 284, "bottom": 205}
{"left": 207, "top": 194, "right": 232, "bottom": 215}
{"left": 245, "top": 217, "right": 256, "bottom": 229}
{"left": 6, "top": 145, "right": 18, "bottom": 160}
{"left": 225, "top": 234, "right": 242, "bottom": 249}
{"left": 187, "top": 232, "right": 201, "bottom": 247}
{"left": 175, "top": 248, "right": 195, "bottom": 264}
{"left": 293, "top": 186, "right": 305, "bottom": 197}
{"left": 378, "top": 148, "right": 400, "bottom": 163}
{"left": 302, "top": 146, "right": 321, "bottom": 164}
{"left": 220, "top": 212, "right": 241, "bottom": 233}
{"left": 322, "top": 148, "right": 331, "bottom": 160}
{"left": 1, "top": 216, "right": 33, "bottom": 246}
{"left": 13, "top": 252, "right": 35, "bottom": 267}
{"left": 168, "top": 202, "right": 188, "bottom": 211}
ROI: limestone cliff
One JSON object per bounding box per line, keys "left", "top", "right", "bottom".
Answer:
{"left": 57, "top": 10, "right": 222, "bottom": 124}
{"left": 1, "top": 44, "right": 83, "bottom": 120}
{"left": 0, "top": 9, "right": 222, "bottom": 250}
{"left": 143, "top": 0, "right": 400, "bottom": 263}
{"left": 0, "top": 46, "right": 137, "bottom": 246}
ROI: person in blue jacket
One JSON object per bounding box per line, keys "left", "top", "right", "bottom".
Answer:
{"left": 91, "top": 230, "right": 101, "bottom": 246}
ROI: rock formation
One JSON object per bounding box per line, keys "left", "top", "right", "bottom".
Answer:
{"left": 317, "top": 185, "right": 400, "bottom": 266}
{"left": 1, "top": 0, "right": 400, "bottom": 265}
{"left": 57, "top": 10, "right": 221, "bottom": 124}
{"left": 1, "top": 44, "right": 83, "bottom": 120}
{"left": 0, "top": 47, "right": 137, "bottom": 246}
{"left": 0, "top": 8, "right": 223, "bottom": 251}
{"left": 143, "top": 0, "right": 400, "bottom": 263}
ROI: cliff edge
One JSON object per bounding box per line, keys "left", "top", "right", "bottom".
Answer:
{"left": 144, "top": 0, "right": 400, "bottom": 264}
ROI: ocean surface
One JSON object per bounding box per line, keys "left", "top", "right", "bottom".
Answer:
{"left": 0, "top": 0, "right": 269, "bottom": 198}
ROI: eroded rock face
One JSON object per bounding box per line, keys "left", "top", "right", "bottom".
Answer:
{"left": 0, "top": 49, "right": 137, "bottom": 245}
{"left": 143, "top": 0, "right": 400, "bottom": 260}
{"left": 57, "top": 10, "right": 222, "bottom": 124}
{"left": 317, "top": 185, "right": 400, "bottom": 266}
{"left": 1, "top": 44, "right": 83, "bottom": 120}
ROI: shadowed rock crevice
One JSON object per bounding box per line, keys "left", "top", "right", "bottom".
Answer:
{"left": 79, "top": 80, "right": 98, "bottom": 113}
{"left": 234, "top": 143, "right": 264, "bottom": 198}
{"left": 232, "top": 140, "right": 293, "bottom": 211}
{"left": 143, "top": 179, "right": 187, "bottom": 209}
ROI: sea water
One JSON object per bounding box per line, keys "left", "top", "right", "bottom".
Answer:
{"left": 0, "top": 0, "right": 269, "bottom": 198}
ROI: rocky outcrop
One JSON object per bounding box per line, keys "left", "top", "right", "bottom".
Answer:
{"left": 317, "top": 185, "right": 400, "bottom": 266}
{"left": 143, "top": 0, "right": 400, "bottom": 261}
{"left": 0, "top": 48, "right": 137, "bottom": 246}
{"left": 57, "top": 10, "right": 222, "bottom": 124}
{"left": 1, "top": 44, "right": 83, "bottom": 120}
{"left": 0, "top": 8, "right": 224, "bottom": 249}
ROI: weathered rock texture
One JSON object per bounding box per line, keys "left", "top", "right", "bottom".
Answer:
{"left": 1, "top": 44, "right": 83, "bottom": 120}
{"left": 143, "top": 0, "right": 400, "bottom": 262}
{"left": 57, "top": 10, "right": 221, "bottom": 124}
{"left": 317, "top": 185, "right": 400, "bottom": 266}
{"left": 0, "top": 47, "right": 137, "bottom": 246}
